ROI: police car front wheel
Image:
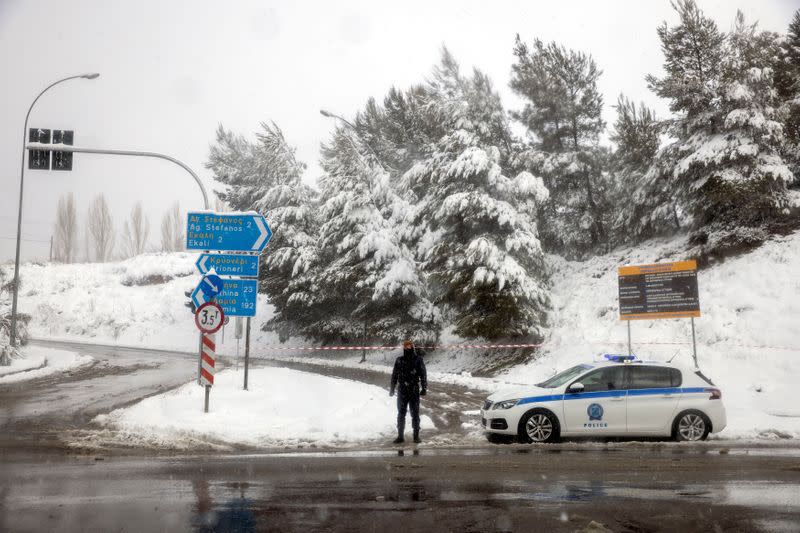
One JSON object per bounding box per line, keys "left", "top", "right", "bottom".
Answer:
{"left": 673, "top": 410, "right": 711, "bottom": 442}
{"left": 518, "top": 409, "right": 560, "bottom": 444}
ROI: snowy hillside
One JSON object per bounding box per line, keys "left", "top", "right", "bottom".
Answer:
{"left": 506, "top": 230, "right": 800, "bottom": 439}
{"left": 10, "top": 253, "right": 282, "bottom": 355}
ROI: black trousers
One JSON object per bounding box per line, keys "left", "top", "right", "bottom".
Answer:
{"left": 396, "top": 389, "right": 420, "bottom": 435}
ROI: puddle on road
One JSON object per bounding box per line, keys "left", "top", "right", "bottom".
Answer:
{"left": 438, "top": 480, "right": 800, "bottom": 510}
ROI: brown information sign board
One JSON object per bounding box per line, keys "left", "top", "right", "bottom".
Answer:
{"left": 618, "top": 260, "right": 700, "bottom": 320}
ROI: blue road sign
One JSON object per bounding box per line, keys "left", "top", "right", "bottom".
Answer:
{"left": 186, "top": 212, "right": 272, "bottom": 253}
{"left": 196, "top": 253, "right": 260, "bottom": 278}
{"left": 199, "top": 274, "right": 224, "bottom": 298}
{"left": 191, "top": 278, "right": 258, "bottom": 317}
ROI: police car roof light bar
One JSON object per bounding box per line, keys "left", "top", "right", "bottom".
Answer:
{"left": 603, "top": 354, "right": 639, "bottom": 363}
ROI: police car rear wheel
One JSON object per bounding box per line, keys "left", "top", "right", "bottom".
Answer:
{"left": 518, "top": 410, "right": 559, "bottom": 444}
{"left": 674, "top": 411, "right": 710, "bottom": 442}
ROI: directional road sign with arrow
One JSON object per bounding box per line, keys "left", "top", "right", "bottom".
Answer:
{"left": 186, "top": 212, "right": 272, "bottom": 253}
{"left": 199, "top": 274, "right": 224, "bottom": 298}
{"left": 196, "top": 253, "right": 260, "bottom": 278}
{"left": 191, "top": 278, "right": 258, "bottom": 317}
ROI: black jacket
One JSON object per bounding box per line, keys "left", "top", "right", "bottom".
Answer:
{"left": 390, "top": 348, "right": 427, "bottom": 395}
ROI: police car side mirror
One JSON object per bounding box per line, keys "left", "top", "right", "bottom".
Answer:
{"left": 567, "top": 382, "right": 584, "bottom": 394}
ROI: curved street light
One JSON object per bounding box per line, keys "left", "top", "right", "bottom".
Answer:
{"left": 319, "top": 108, "right": 385, "bottom": 171}
{"left": 9, "top": 73, "right": 100, "bottom": 347}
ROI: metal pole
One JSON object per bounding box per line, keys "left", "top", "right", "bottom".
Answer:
{"left": 360, "top": 322, "right": 367, "bottom": 363}
{"left": 244, "top": 317, "right": 251, "bottom": 390}
{"left": 25, "top": 144, "right": 210, "bottom": 209}
{"left": 48, "top": 235, "right": 53, "bottom": 262}
{"left": 10, "top": 74, "right": 98, "bottom": 347}
{"left": 691, "top": 317, "right": 698, "bottom": 368}
{"left": 197, "top": 333, "right": 203, "bottom": 385}
{"left": 15, "top": 142, "right": 210, "bottom": 351}
{"left": 204, "top": 385, "right": 210, "bottom": 413}
{"left": 627, "top": 320, "right": 632, "bottom": 356}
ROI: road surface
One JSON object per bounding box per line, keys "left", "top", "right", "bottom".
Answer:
{"left": 0, "top": 340, "right": 798, "bottom": 532}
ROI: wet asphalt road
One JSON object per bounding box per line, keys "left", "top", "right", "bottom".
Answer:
{"left": 1, "top": 340, "right": 799, "bottom": 532}
{"left": 2, "top": 446, "right": 800, "bottom": 532}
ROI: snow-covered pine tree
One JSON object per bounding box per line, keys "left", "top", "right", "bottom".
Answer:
{"left": 309, "top": 126, "right": 439, "bottom": 344}
{"left": 510, "top": 35, "right": 609, "bottom": 258}
{"left": 647, "top": 2, "right": 793, "bottom": 252}
{"left": 405, "top": 49, "right": 550, "bottom": 340}
{"left": 775, "top": 10, "right": 800, "bottom": 188}
{"left": 608, "top": 95, "right": 670, "bottom": 244}
{"left": 644, "top": 0, "right": 724, "bottom": 236}
{"left": 206, "top": 123, "right": 320, "bottom": 341}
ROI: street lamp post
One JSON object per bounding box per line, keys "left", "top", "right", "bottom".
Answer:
{"left": 9, "top": 73, "right": 100, "bottom": 348}
{"left": 319, "top": 108, "right": 384, "bottom": 169}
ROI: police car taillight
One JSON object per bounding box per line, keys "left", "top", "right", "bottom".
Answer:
{"left": 707, "top": 388, "right": 722, "bottom": 400}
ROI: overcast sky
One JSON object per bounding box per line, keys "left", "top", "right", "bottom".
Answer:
{"left": 1, "top": 0, "right": 796, "bottom": 262}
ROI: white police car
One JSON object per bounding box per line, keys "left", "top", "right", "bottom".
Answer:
{"left": 482, "top": 355, "right": 726, "bottom": 443}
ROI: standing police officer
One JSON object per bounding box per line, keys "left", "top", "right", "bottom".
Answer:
{"left": 390, "top": 340, "right": 427, "bottom": 444}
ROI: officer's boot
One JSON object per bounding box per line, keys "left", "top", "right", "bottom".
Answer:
{"left": 394, "top": 417, "right": 405, "bottom": 444}
{"left": 413, "top": 429, "right": 421, "bottom": 444}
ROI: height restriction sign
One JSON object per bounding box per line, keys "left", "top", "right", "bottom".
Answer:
{"left": 618, "top": 260, "right": 700, "bottom": 320}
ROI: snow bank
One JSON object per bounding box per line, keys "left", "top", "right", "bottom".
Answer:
{"left": 95, "top": 367, "right": 434, "bottom": 449}
{"left": 0, "top": 345, "right": 93, "bottom": 384}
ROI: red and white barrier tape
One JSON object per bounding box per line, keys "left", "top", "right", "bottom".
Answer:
{"left": 255, "top": 340, "right": 800, "bottom": 352}
{"left": 257, "top": 342, "right": 544, "bottom": 351}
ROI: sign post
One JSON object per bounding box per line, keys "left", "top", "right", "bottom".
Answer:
{"left": 195, "top": 301, "right": 224, "bottom": 413}
{"left": 185, "top": 210, "right": 272, "bottom": 391}
{"left": 244, "top": 317, "right": 251, "bottom": 391}
{"left": 618, "top": 260, "right": 701, "bottom": 366}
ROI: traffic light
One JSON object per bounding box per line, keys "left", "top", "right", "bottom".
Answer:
{"left": 184, "top": 289, "right": 197, "bottom": 314}
{"left": 51, "top": 130, "right": 74, "bottom": 171}
{"left": 28, "top": 128, "right": 51, "bottom": 170}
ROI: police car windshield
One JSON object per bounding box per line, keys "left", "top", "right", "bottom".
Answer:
{"left": 536, "top": 364, "right": 593, "bottom": 388}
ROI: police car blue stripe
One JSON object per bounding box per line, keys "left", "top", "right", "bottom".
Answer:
{"left": 515, "top": 387, "right": 711, "bottom": 406}
{"left": 517, "top": 394, "right": 564, "bottom": 405}
{"left": 565, "top": 390, "right": 627, "bottom": 400}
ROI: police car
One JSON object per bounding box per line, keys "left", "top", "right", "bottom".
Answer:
{"left": 482, "top": 355, "right": 726, "bottom": 443}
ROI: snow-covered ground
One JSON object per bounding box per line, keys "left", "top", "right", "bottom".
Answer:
{"left": 94, "top": 366, "right": 434, "bottom": 449}
{"left": 0, "top": 345, "right": 93, "bottom": 384}
{"left": 8, "top": 230, "right": 800, "bottom": 441}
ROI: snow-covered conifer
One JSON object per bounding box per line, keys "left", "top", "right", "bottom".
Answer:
{"left": 775, "top": 10, "right": 800, "bottom": 187}
{"left": 647, "top": 3, "right": 794, "bottom": 251}
{"left": 310, "top": 127, "right": 439, "bottom": 343}
{"left": 206, "top": 123, "right": 319, "bottom": 340}
{"left": 406, "top": 49, "right": 550, "bottom": 340}
{"left": 608, "top": 96, "right": 670, "bottom": 243}
{"left": 510, "top": 36, "right": 609, "bottom": 256}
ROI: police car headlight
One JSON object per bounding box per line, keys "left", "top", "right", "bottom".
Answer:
{"left": 493, "top": 399, "right": 519, "bottom": 410}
